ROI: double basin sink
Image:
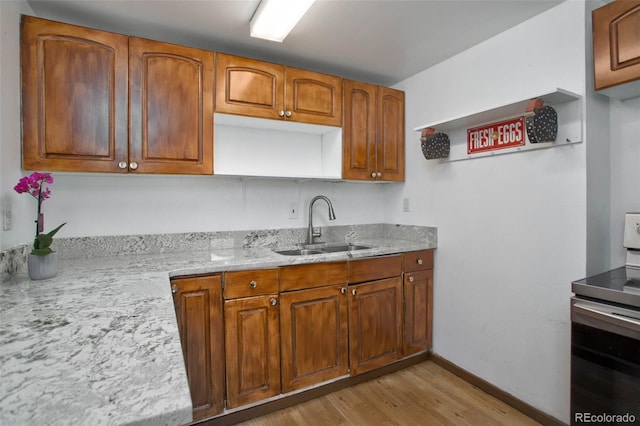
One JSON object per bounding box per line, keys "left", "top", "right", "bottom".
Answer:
{"left": 275, "top": 244, "right": 371, "bottom": 256}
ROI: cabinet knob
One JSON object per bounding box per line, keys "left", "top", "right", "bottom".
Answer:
{"left": 249, "top": 280, "right": 257, "bottom": 289}
{"left": 352, "top": 289, "right": 357, "bottom": 296}
{"left": 278, "top": 110, "right": 285, "bottom": 117}
{"left": 341, "top": 287, "right": 347, "bottom": 294}
{"left": 371, "top": 172, "right": 376, "bottom": 179}
{"left": 376, "top": 172, "right": 382, "bottom": 178}
{"left": 409, "top": 275, "right": 414, "bottom": 283}
{"left": 129, "top": 162, "right": 138, "bottom": 170}
{"left": 417, "top": 258, "right": 423, "bottom": 265}
{"left": 118, "top": 161, "right": 127, "bottom": 169}
{"left": 285, "top": 110, "right": 292, "bottom": 117}
{"left": 171, "top": 284, "right": 178, "bottom": 294}
{"left": 270, "top": 298, "right": 277, "bottom": 306}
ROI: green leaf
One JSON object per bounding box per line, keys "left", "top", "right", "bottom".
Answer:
{"left": 36, "top": 233, "right": 53, "bottom": 249}
{"left": 32, "top": 223, "right": 65, "bottom": 253}
{"left": 46, "top": 222, "right": 66, "bottom": 238}
{"left": 31, "top": 247, "right": 54, "bottom": 256}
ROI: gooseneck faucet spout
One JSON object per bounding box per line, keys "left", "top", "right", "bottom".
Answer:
{"left": 307, "top": 195, "right": 336, "bottom": 245}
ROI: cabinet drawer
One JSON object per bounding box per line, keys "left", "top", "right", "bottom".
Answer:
{"left": 279, "top": 261, "right": 348, "bottom": 292}
{"left": 403, "top": 250, "right": 434, "bottom": 272}
{"left": 224, "top": 269, "right": 279, "bottom": 299}
{"left": 348, "top": 255, "right": 402, "bottom": 284}
{"left": 404, "top": 269, "right": 432, "bottom": 285}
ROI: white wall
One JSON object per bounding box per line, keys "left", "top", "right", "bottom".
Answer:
{"left": 44, "top": 175, "right": 387, "bottom": 238}
{"left": 584, "top": 0, "right": 612, "bottom": 276}
{"left": 388, "top": 1, "right": 586, "bottom": 422}
{"left": 0, "top": 1, "right": 388, "bottom": 249}
{"left": 0, "top": 0, "right": 35, "bottom": 250}
{"left": 609, "top": 96, "right": 640, "bottom": 266}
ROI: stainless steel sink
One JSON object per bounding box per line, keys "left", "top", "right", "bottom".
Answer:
{"left": 274, "top": 248, "right": 324, "bottom": 256}
{"left": 318, "top": 244, "right": 370, "bottom": 253}
{"left": 274, "top": 244, "right": 371, "bottom": 256}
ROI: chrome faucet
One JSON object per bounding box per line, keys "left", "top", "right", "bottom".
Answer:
{"left": 307, "top": 195, "right": 336, "bottom": 245}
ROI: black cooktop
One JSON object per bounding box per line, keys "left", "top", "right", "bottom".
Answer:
{"left": 572, "top": 267, "right": 640, "bottom": 308}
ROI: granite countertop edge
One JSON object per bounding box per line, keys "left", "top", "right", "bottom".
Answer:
{"left": 0, "top": 238, "right": 436, "bottom": 426}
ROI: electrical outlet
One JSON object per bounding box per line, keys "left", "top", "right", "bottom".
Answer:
{"left": 402, "top": 197, "right": 410, "bottom": 213}
{"left": 2, "top": 201, "right": 11, "bottom": 231}
{"left": 288, "top": 203, "right": 298, "bottom": 219}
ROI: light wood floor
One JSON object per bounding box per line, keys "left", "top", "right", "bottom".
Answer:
{"left": 237, "top": 361, "right": 541, "bottom": 426}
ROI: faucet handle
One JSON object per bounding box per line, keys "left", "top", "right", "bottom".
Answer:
{"left": 312, "top": 226, "right": 322, "bottom": 238}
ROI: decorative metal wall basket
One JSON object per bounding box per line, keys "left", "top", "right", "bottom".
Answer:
{"left": 420, "top": 128, "right": 450, "bottom": 159}
{"left": 525, "top": 99, "right": 558, "bottom": 143}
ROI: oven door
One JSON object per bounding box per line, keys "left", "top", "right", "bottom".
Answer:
{"left": 571, "top": 298, "right": 640, "bottom": 425}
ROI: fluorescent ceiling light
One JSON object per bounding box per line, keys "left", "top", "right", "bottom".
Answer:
{"left": 250, "top": 0, "right": 316, "bottom": 42}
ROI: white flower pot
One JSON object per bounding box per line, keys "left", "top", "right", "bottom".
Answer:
{"left": 28, "top": 251, "right": 59, "bottom": 280}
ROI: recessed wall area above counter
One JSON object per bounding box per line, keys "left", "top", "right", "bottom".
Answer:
{"left": 213, "top": 114, "right": 343, "bottom": 179}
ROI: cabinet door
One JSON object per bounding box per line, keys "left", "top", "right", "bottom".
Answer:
{"left": 280, "top": 286, "right": 349, "bottom": 392}
{"left": 342, "top": 79, "right": 377, "bottom": 180}
{"left": 349, "top": 277, "right": 403, "bottom": 375}
{"left": 129, "top": 37, "right": 213, "bottom": 174}
{"left": 224, "top": 295, "right": 280, "bottom": 408}
{"left": 593, "top": 0, "right": 640, "bottom": 90}
{"left": 21, "top": 16, "right": 128, "bottom": 172}
{"left": 215, "top": 53, "right": 284, "bottom": 120}
{"left": 285, "top": 67, "right": 342, "bottom": 126}
{"left": 171, "top": 275, "right": 224, "bottom": 420}
{"left": 403, "top": 270, "right": 433, "bottom": 356}
{"left": 376, "top": 86, "right": 405, "bottom": 182}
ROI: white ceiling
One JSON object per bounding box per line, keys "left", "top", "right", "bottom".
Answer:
{"left": 26, "top": 0, "right": 565, "bottom": 87}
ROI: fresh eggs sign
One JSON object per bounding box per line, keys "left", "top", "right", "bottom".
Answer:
{"left": 467, "top": 117, "right": 525, "bottom": 154}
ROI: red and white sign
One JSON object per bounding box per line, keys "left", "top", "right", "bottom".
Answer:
{"left": 467, "top": 117, "right": 525, "bottom": 154}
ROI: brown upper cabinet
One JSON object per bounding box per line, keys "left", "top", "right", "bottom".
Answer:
{"left": 129, "top": 37, "right": 213, "bottom": 174}
{"left": 342, "top": 80, "right": 405, "bottom": 182}
{"left": 21, "top": 16, "right": 213, "bottom": 174}
{"left": 21, "top": 16, "right": 128, "bottom": 173}
{"left": 215, "top": 53, "right": 342, "bottom": 126}
{"left": 592, "top": 0, "right": 640, "bottom": 91}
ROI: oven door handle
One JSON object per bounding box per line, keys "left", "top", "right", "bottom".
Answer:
{"left": 572, "top": 302, "right": 640, "bottom": 340}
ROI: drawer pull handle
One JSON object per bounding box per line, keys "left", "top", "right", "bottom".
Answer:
{"left": 270, "top": 298, "right": 277, "bottom": 306}
{"left": 417, "top": 258, "right": 423, "bottom": 265}
{"left": 409, "top": 276, "right": 414, "bottom": 283}
{"left": 249, "top": 280, "right": 257, "bottom": 289}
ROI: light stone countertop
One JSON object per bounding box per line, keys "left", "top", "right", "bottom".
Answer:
{"left": 0, "top": 236, "right": 435, "bottom": 426}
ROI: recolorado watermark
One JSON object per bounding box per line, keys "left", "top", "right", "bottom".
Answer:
{"left": 575, "top": 412, "right": 637, "bottom": 423}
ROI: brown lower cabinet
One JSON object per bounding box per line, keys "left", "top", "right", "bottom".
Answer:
{"left": 170, "top": 275, "right": 225, "bottom": 421}
{"left": 348, "top": 277, "right": 404, "bottom": 375}
{"left": 171, "top": 249, "right": 433, "bottom": 423}
{"left": 224, "top": 295, "right": 281, "bottom": 408}
{"left": 280, "top": 285, "right": 349, "bottom": 392}
{"left": 403, "top": 269, "right": 434, "bottom": 355}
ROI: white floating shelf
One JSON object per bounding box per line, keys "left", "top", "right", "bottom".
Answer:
{"left": 413, "top": 88, "right": 583, "bottom": 163}
{"left": 413, "top": 88, "right": 581, "bottom": 132}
